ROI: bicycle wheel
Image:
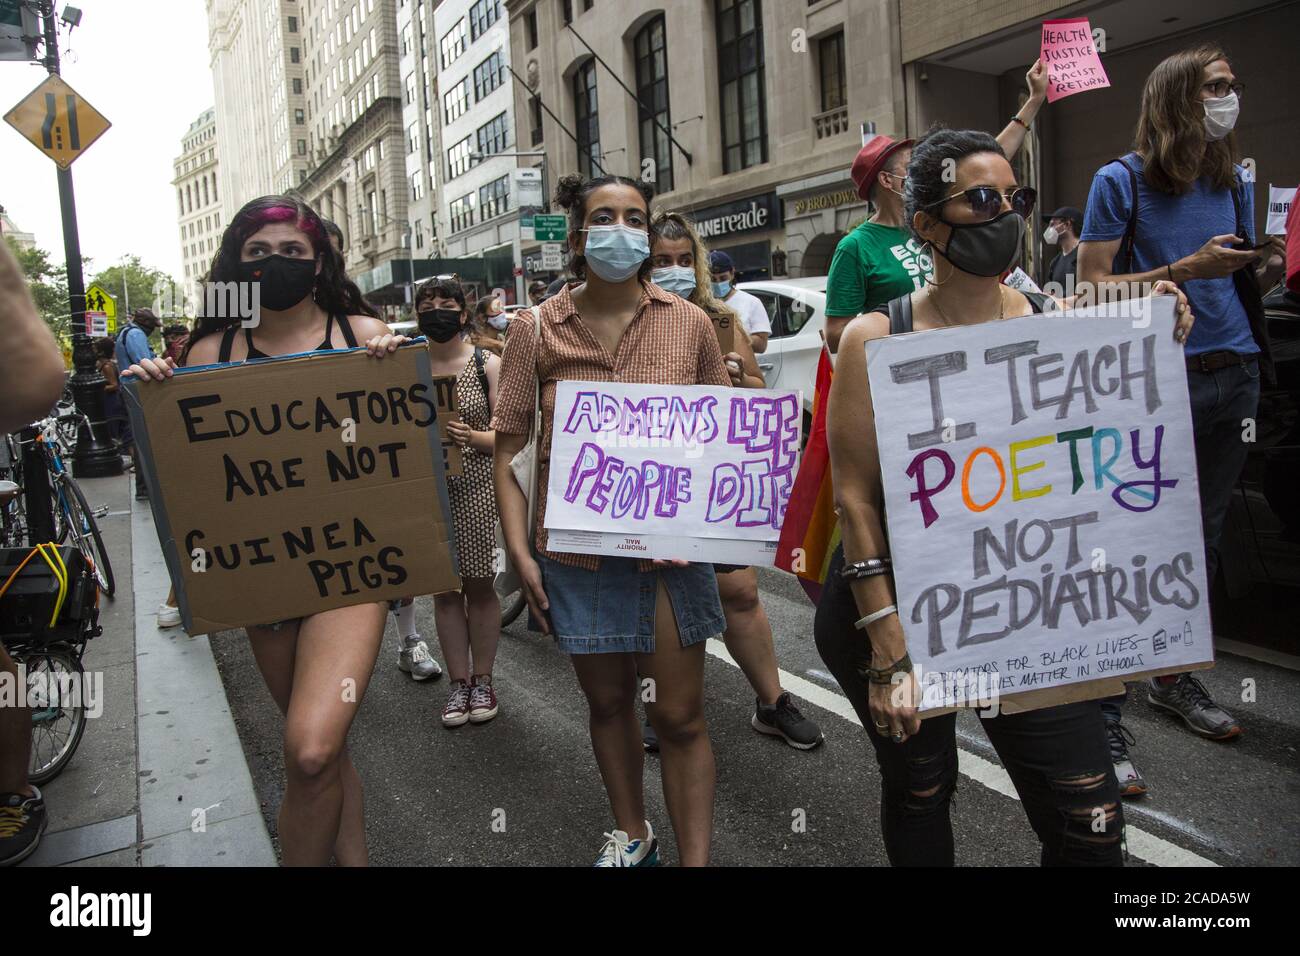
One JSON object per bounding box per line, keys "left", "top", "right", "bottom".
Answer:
{"left": 24, "top": 645, "right": 88, "bottom": 785}
{"left": 58, "top": 476, "right": 115, "bottom": 597}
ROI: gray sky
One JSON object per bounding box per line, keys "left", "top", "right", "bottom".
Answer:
{"left": 1, "top": 0, "right": 210, "bottom": 281}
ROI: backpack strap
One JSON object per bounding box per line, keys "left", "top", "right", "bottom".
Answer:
{"left": 472, "top": 345, "right": 490, "bottom": 405}
{"left": 1023, "top": 291, "right": 1055, "bottom": 314}
{"left": 886, "top": 294, "right": 914, "bottom": 334}
{"left": 1115, "top": 155, "right": 1141, "bottom": 273}
{"left": 218, "top": 326, "right": 238, "bottom": 363}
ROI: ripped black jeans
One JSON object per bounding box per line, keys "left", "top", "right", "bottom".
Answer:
{"left": 814, "top": 549, "right": 1124, "bottom": 866}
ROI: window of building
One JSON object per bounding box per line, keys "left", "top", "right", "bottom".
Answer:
{"left": 298, "top": 138, "right": 307, "bottom": 155}
{"left": 401, "top": 23, "right": 413, "bottom": 57}
{"left": 447, "top": 135, "right": 473, "bottom": 179}
{"left": 292, "top": 77, "right": 303, "bottom": 94}
{"left": 529, "top": 95, "right": 544, "bottom": 146}
{"left": 561, "top": 0, "right": 572, "bottom": 26}
{"left": 443, "top": 77, "right": 469, "bottom": 123}
{"left": 479, "top": 174, "right": 510, "bottom": 221}
{"left": 450, "top": 192, "right": 476, "bottom": 232}
{"left": 715, "top": 0, "right": 767, "bottom": 172}
{"left": 411, "top": 170, "right": 425, "bottom": 202}
{"left": 574, "top": 59, "right": 600, "bottom": 177}
{"left": 290, "top": 46, "right": 300, "bottom": 63}
{"left": 439, "top": 19, "right": 466, "bottom": 69}
{"left": 819, "top": 30, "right": 846, "bottom": 112}
{"left": 476, "top": 111, "right": 509, "bottom": 157}
{"left": 526, "top": 9, "right": 538, "bottom": 50}
{"left": 288, "top": 15, "right": 297, "bottom": 32}
{"left": 635, "top": 16, "right": 672, "bottom": 193}
{"left": 295, "top": 108, "right": 305, "bottom": 124}
{"left": 472, "top": 51, "right": 503, "bottom": 100}
{"left": 407, "top": 121, "right": 419, "bottom": 154}
{"left": 469, "top": 0, "right": 500, "bottom": 42}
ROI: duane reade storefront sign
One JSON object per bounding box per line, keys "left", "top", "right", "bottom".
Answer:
{"left": 691, "top": 193, "right": 783, "bottom": 240}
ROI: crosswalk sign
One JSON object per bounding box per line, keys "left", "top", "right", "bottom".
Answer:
{"left": 84, "top": 283, "right": 117, "bottom": 332}
{"left": 4, "top": 74, "right": 111, "bottom": 169}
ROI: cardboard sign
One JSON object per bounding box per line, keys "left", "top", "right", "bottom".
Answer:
{"left": 1267, "top": 184, "right": 1295, "bottom": 235}
{"left": 123, "top": 344, "right": 460, "bottom": 634}
{"left": 1041, "top": 18, "right": 1110, "bottom": 103}
{"left": 430, "top": 375, "right": 464, "bottom": 477}
{"left": 544, "top": 381, "right": 802, "bottom": 564}
{"left": 709, "top": 308, "right": 736, "bottom": 356}
{"left": 865, "top": 297, "right": 1212, "bottom": 712}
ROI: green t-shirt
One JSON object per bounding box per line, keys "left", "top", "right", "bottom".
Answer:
{"left": 824, "top": 221, "right": 932, "bottom": 318}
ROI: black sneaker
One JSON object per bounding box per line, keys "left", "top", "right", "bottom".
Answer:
{"left": 0, "top": 787, "right": 47, "bottom": 867}
{"left": 1148, "top": 675, "right": 1242, "bottom": 740}
{"left": 752, "top": 692, "right": 824, "bottom": 750}
{"left": 642, "top": 718, "right": 659, "bottom": 754}
{"left": 1106, "top": 720, "right": 1147, "bottom": 797}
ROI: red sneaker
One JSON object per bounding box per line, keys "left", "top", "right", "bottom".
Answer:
{"left": 442, "top": 680, "right": 471, "bottom": 728}
{"left": 468, "top": 674, "right": 498, "bottom": 724}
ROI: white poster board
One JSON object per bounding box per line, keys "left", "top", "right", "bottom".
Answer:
{"left": 865, "top": 296, "right": 1213, "bottom": 711}
{"left": 544, "top": 381, "right": 802, "bottom": 564}
{"left": 1267, "top": 185, "right": 1295, "bottom": 235}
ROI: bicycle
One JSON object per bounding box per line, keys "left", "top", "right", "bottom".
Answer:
{"left": 2, "top": 418, "right": 115, "bottom": 597}
{"left": 1, "top": 543, "right": 101, "bottom": 784}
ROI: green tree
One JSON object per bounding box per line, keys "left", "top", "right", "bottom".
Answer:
{"left": 5, "top": 235, "right": 71, "bottom": 338}
{"left": 89, "top": 256, "right": 183, "bottom": 321}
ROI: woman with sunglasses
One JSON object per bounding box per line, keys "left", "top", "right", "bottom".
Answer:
{"left": 492, "top": 174, "right": 731, "bottom": 866}
{"left": 814, "top": 128, "right": 1193, "bottom": 866}
{"left": 124, "top": 195, "right": 412, "bottom": 866}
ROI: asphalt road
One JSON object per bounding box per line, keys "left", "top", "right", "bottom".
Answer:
{"left": 210, "top": 566, "right": 1299, "bottom": 867}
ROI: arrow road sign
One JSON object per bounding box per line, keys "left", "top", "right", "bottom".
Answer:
{"left": 5, "top": 75, "right": 111, "bottom": 169}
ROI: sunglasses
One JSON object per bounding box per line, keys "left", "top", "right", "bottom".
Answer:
{"left": 927, "top": 186, "right": 1037, "bottom": 221}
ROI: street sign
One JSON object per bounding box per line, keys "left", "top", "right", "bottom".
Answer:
{"left": 84, "top": 283, "right": 117, "bottom": 332}
{"left": 4, "top": 74, "right": 111, "bottom": 169}
{"left": 532, "top": 214, "right": 568, "bottom": 242}
{"left": 0, "top": 0, "right": 39, "bottom": 62}
{"left": 87, "top": 312, "right": 108, "bottom": 336}
{"left": 512, "top": 168, "right": 544, "bottom": 209}
{"left": 542, "top": 242, "right": 563, "bottom": 270}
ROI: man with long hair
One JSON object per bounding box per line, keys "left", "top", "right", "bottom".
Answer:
{"left": 1078, "top": 46, "right": 1286, "bottom": 795}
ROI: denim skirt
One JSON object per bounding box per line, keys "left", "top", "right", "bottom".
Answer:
{"left": 533, "top": 553, "right": 725, "bottom": 655}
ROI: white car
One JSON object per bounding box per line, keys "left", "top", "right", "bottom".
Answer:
{"left": 737, "top": 277, "right": 828, "bottom": 427}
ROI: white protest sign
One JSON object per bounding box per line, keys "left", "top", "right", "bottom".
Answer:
{"left": 1267, "top": 184, "right": 1295, "bottom": 235}
{"left": 544, "top": 381, "right": 802, "bottom": 564}
{"left": 866, "top": 296, "right": 1212, "bottom": 711}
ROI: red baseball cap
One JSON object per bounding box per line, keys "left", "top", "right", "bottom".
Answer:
{"left": 850, "top": 135, "right": 914, "bottom": 201}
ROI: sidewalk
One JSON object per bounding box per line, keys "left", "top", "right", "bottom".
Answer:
{"left": 21, "top": 472, "right": 275, "bottom": 866}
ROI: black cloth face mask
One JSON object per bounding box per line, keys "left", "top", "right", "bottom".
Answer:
{"left": 237, "top": 255, "right": 317, "bottom": 311}
{"left": 937, "top": 211, "right": 1026, "bottom": 278}
{"left": 418, "top": 308, "right": 463, "bottom": 343}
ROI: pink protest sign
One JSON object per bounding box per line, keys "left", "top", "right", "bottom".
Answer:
{"left": 1041, "top": 17, "right": 1110, "bottom": 103}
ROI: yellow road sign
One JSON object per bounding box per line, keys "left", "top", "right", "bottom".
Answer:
{"left": 4, "top": 74, "right": 111, "bottom": 169}
{"left": 84, "top": 283, "right": 117, "bottom": 331}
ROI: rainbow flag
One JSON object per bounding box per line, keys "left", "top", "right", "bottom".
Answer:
{"left": 777, "top": 345, "right": 839, "bottom": 604}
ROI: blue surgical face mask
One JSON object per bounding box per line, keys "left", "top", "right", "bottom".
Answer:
{"left": 651, "top": 266, "right": 697, "bottom": 298}
{"left": 712, "top": 279, "right": 733, "bottom": 298}
{"left": 581, "top": 224, "right": 650, "bottom": 282}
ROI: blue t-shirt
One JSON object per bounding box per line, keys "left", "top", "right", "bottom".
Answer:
{"left": 114, "top": 325, "right": 154, "bottom": 369}
{"left": 1081, "top": 152, "right": 1256, "bottom": 357}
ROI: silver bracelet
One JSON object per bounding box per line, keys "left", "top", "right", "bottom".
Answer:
{"left": 854, "top": 604, "right": 898, "bottom": 631}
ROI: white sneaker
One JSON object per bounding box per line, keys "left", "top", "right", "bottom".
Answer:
{"left": 397, "top": 634, "right": 443, "bottom": 680}
{"left": 593, "top": 820, "right": 659, "bottom": 867}
{"left": 156, "top": 604, "right": 181, "bottom": 629}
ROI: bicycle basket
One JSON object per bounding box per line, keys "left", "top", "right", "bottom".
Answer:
{"left": 0, "top": 544, "right": 100, "bottom": 647}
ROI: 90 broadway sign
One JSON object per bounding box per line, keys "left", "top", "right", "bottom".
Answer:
{"left": 866, "top": 297, "right": 1213, "bottom": 711}
{"left": 123, "top": 344, "right": 460, "bottom": 634}
{"left": 544, "top": 381, "right": 803, "bottom": 564}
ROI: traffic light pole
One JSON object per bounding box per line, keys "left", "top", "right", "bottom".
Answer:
{"left": 39, "top": 0, "right": 120, "bottom": 478}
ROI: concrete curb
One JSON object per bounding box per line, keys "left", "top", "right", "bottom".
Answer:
{"left": 129, "top": 493, "right": 276, "bottom": 866}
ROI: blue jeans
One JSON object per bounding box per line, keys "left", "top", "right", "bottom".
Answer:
{"left": 1101, "top": 356, "right": 1261, "bottom": 722}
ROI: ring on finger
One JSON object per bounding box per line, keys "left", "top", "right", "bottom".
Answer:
{"left": 890, "top": 730, "right": 905, "bottom": 743}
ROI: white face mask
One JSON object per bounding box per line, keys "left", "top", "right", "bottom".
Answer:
{"left": 1043, "top": 225, "right": 1060, "bottom": 246}
{"left": 487, "top": 313, "right": 509, "bottom": 331}
{"left": 1203, "top": 92, "right": 1239, "bottom": 142}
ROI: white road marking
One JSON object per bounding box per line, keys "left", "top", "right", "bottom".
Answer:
{"left": 706, "top": 639, "right": 1217, "bottom": 868}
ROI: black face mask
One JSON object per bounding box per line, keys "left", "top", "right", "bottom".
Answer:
{"left": 417, "top": 308, "right": 463, "bottom": 343}
{"left": 237, "top": 254, "right": 317, "bottom": 311}
{"left": 938, "top": 211, "right": 1026, "bottom": 277}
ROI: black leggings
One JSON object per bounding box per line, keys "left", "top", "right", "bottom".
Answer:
{"left": 814, "top": 547, "right": 1124, "bottom": 866}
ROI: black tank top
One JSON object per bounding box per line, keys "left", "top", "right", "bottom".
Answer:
{"left": 217, "top": 313, "right": 358, "bottom": 362}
